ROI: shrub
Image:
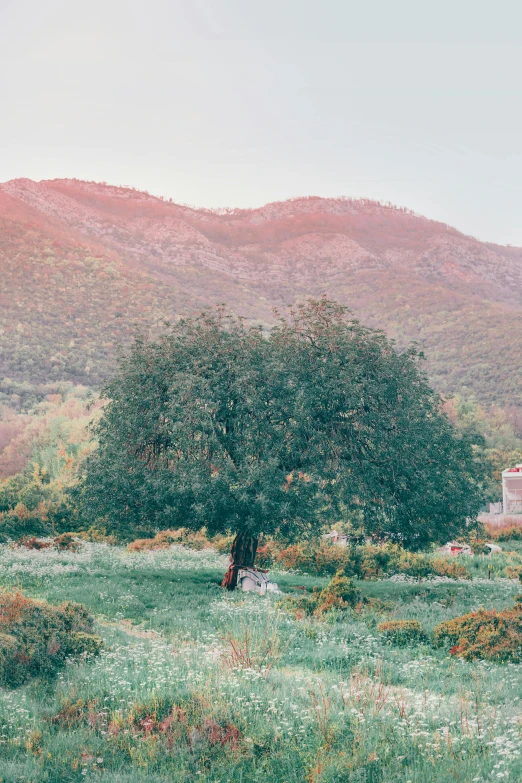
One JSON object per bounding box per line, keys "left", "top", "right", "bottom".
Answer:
{"left": 127, "top": 534, "right": 170, "bottom": 552}
{"left": 76, "top": 526, "right": 118, "bottom": 544}
{"left": 485, "top": 520, "right": 522, "bottom": 541}
{"left": 468, "top": 537, "right": 489, "bottom": 555}
{"left": 496, "top": 526, "right": 522, "bottom": 541}
{"left": 15, "top": 535, "right": 52, "bottom": 550}
{"left": 431, "top": 557, "right": 471, "bottom": 579}
{"left": 278, "top": 571, "right": 361, "bottom": 619}
{"left": 15, "top": 533, "right": 82, "bottom": 552}
{"left": 377, "top": 619, "right": 426, "bottom": 646}
{"left": 317, "top": 571, "right": 361, "bottom": 610}
{"left": 167, "top": 528, "right": 211, "bottom": 551}
{"left": 262, "top": 538, "right": 470, "bottom": 581}
{"left": 314, "top": 543, "right": 358, "bottom": 577}
{"left": 397, "top": 552, "right": 437, "bottom": 580}
{"left": 127, "top": 528, "right": 212, "bottom": 552}
{"left": 54, "top": 532, "right": 80, "bottom": 551}
{"left": 274, "top": 541, "right": 358, "bottom": 576}
{"left": 505, "top": 565, "right": 522, "bottom": 580}
{"left": 433, "top": 603, "right": 522, "bottom": 662}
{"left": 277, "top": 593, "right": 319, "bottom": 619}
{"left": 275, "top": 543, "right": 316, "bottom": 573}
{"left": 0, "top": 590, "right": 103, "bottom": 687}
{"left": 211, "top": 533, "right": 235, "bottom": 555}
{"left": 254, "top": 539, "right": 279, "bottom": 568}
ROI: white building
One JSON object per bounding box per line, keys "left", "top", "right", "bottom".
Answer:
{"left": 436, "top": 541, "right": 473, "bottom": 556}
{"left": 322, "top": 530, "right": 348, "bottom": 546}
{"left": 502, "top": 464, "right": 522, "bottom": 514}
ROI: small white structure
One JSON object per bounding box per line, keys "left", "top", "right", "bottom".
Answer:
{"left": 436, "top": 541, "right": 473, "bottom": 557}
{"left": 502, "top": 464, "right": 522, "bottom": 514}
{"left": 238, "top": 568, "right": 279, "bottom": 595}
{"left": 322, "top": 530, "right": 348, "bottom": 546}
{"left": 484, "top": 543, "right": 502, "bottom": 555}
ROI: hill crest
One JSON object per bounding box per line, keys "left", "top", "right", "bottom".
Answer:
{"left": 1, "top": 177, "right": 522, "bottom": 406}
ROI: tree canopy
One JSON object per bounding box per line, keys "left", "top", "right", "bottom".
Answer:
{"left": 76, "top": 299, "right": 484, "bottom": 557}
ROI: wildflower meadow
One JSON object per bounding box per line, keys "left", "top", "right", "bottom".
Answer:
{"left": 0, "top": 540, "right": 521, "bottom": 783}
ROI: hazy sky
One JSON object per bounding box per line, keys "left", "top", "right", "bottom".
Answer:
{"left": 1, "top": 0, "right": 521, "bottom": 245}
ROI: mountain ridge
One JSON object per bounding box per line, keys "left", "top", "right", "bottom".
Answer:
{"left": 1, "top": 177, "right": 522, "bottom": 406}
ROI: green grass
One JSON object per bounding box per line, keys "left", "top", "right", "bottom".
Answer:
{"left": 0, "top": 542, "right": 521, "bottom": 783}
{"left": 498, "top": 539, "right": 522, "bottom": 554}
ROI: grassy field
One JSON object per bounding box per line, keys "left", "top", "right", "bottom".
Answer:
{"left": 0, "top": 542, "right": 521, "bottom": 783}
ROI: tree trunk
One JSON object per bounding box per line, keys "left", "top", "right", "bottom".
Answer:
{"left": 222, "top": 532, "right": 259, "bottom": 590}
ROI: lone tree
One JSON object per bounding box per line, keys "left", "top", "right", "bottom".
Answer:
{"left": 76, "top": 299, "right": 483, "bottom": 588}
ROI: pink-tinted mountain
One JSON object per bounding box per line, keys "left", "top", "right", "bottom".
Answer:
{"left": 2, "top": 177, "right": 522, "bottom": 406}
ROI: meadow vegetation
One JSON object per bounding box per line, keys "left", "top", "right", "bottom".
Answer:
{"left": 1, "top": 300, "right": 522, "bottom": 782}
{"left": 0, "top": 538, "right": 521, "bottom": 782}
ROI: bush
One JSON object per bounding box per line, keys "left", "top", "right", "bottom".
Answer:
{"left": 377, "top": 619, "right": 426, "bottom": 646}
{"left": 254, "top": 539, "right": 279, "bottom": 568}
{"left": 485, "top": 522, "right": 522, "bottom": 541}
{"left": 278, "top": 571, "right": 362, "bottom": 619}
{"left": 14, "top": 533, "right": 81, "bottom": 552}
{"left": 497, "top": 526, "right": 522, "bottom": 541}
{"left": 76, "top": 526, "right": 118, "bottom": 544}
{"left": 430, "top": 557, "right": 471, "bottom": 579}
{"left": 127, "top": 528, "right": 212, "bottom": 552}
{"left": 0, "top": 590, "right": 103, "bottom": 687}
{"left": 277, "top": 593, "right": 319, "bottom": 619}
{"left": 314, "top": 544, "right": 359, "bottom": 577}
{"left": 505, "top": 565, "right": 522, "bottom": 580}
{"left": 53, "top": 532, "right": 80, "bottom": 551}
{"left": 211, "top": 533, "right": 235, "bottom": 555}
{"left": 259, "top": 538, "right": 471, "bottom": 581}
{"left": 317, "top": 571, "right": 361, "bottom": 610}
{"left": 15, "top": 535, "right": 52, "bottom": 550}
{"left": 397, "top": 552, "right": 439, "bottom": 580}
{"left": 127, "top": 533, "right": 170, "bottom": 552}
{"left": 275, "top": 543, "right": 317, "bottom": 573}
{"left": 274, "top": 541, "right": 362, "bottom": 577}
{"left": 433, "top": 602, "right": 522, "bottom": 662}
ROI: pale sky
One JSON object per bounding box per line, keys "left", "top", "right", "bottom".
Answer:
{"left": 1, "top": 0, "right": 522, "bottom": 245}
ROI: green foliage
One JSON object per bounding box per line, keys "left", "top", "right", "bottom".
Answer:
{"left": 53, "top": 532, "right": 81, "bottom": 551}
{"left": 445, "top": 395, "right": 522, "bottom": 504}
{"left": 0, "top": 590, "right": 102, "bottom": 687}
{"left": 1, "top": 540, "right": 522, "bottom": 781}
{"left": 433, "top": 601, "right": 522, "bottom": 662}
{"left": 258, "top": 538, "right": 472, "bottom": 580}
{"left": 0, "top": 387, "right": 99, "bottom": 540}
{"left": 377, "top": 619, "right": 427, "bottom": 646}
{"left": 77, "top": 300, "right": 483, "bottom": 549}
{"left": 489, "top": 525, "right": 522, "bottom": 542}
{"left": 126, "top": 528, "right": 212, "bottom": 552}
{"left": 260, "top": 541, "right": 354, "bottom": 575}
{"left": 75, "top": 525, "right": 118, "bottom": 544}
{"left": 278, "top": 571, "right": 362, "bottom": 618}
{"left": 0, "top": 212, "right": 192, "bottom": 393}
{"left": 318, "top": 571, "right": 361, "bottom": 609}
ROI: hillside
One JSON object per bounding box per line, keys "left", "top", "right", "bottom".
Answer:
{"left": 2, "top": 177, "right": 522, "bottom": 407}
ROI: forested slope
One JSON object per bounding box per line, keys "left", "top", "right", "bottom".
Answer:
{"left": 2, "top": 178, "right": 522, "bottom": 406}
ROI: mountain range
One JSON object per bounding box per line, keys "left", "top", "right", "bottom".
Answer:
{"left": 2, "top": 177, "right": 522, "bottom": 407}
